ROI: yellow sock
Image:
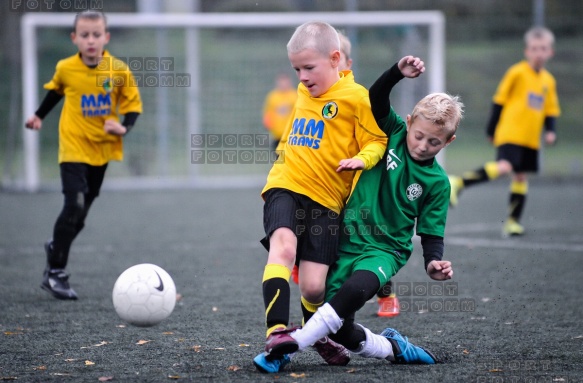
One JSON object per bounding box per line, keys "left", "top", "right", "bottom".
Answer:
{"left": 484, "top": 161, "right": 500, "bottom": 180}
{"left": 510, "top": 180, "right": 528, "bottom": 195}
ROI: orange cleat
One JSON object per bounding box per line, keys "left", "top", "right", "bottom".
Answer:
{"left": 377, "top": 294, "right": 400, "bottom": 317}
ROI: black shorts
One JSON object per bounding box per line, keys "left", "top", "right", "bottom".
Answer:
{"left": 60, "top": 162, "right": 108, "bottom": 197}
{"left": 262, "top": 188, "right": 343, "bottom": 266}
{"left": 496, "top": 144, "right": 539, "bottom": 173}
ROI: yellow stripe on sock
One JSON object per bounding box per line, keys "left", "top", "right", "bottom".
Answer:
{"left": 262, "top": 263, "right": 291, "bottom": 283}
{"left": 510, "top": 180, "right": 528, "bottom": 195}
{"left": 300, "top": 296, "right": 323, "bottom": 314}
{"left": 484, "top": 161, "right": 500, "bottom": 180}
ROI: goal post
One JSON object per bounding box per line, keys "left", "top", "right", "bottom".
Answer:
{"left": 18, "top": 11, "right": 445, "bottom": 192}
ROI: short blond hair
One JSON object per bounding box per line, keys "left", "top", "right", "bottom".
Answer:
{"left": 337, "top": 30, "right": 352, "bottom": 62}
{"left": 524, "top": 26, "right": 555, "bottom": 46}
{"left": 287, "top": 21, "right": 340, "bottom": 56}
{"left": 410, "top": 93, "right": 464, "bottom": 139}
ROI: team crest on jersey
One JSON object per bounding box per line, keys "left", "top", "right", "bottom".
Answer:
{"left": 102, "top": 78, "right": 113, "bottom": 93}
{"left": 406, "top": 183, "right": 423, "bottom": 201}
{"left": 322, "top": 102, "right": 338, "bottom": 119}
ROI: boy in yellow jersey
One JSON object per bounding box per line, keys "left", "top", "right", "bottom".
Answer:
{"left": 290, "top": 29, "right": 399, "bottom": 317}
{"left": 256, "top": 21, "right": 387, "bottom": 367}
{"left": 449, "top": 26, "right": 560, "bottom": 237}
{"left": 262, "top": 73, "right": 297, "bottom": 152}
{"left": 25, "top": 10, "right": 142, "bottom": 300}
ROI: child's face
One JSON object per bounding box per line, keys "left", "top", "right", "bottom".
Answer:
{"left": 524, "top": 36, "right": 554, "bottom": 71}
{"left": 405, "top": 115, "right": 455, "bottom": 162}
{"left": 289, "top": 48, "right": 340, "bottom": 97}
{"left": 71, "top": 18, "right": 110, "bottom": 63}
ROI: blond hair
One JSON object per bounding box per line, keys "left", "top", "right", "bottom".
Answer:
{"left": 74, "top": 10, "right": 107, "bottom": 32}
{"left": 524, "top": 26, "right": 555, "bottom": 46}
{"left": 410, "top": 93, "right": 464, "bottom": 139}
{"left": 287, "top": 21, "right": 340, "bottom": 56}
{"left": 337, "top": 30, "right": 352, "bottom": 62}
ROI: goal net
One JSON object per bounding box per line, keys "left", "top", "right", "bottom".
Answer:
{"left": 14, "top": 11, "right": 444, "bottom": 192}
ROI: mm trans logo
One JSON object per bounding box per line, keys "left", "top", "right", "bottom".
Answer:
{"left": 11, "top": 0, "right": 103, "bottom": 11}
{"left": 81, "top": 93, "right": 111, "bottom": 117}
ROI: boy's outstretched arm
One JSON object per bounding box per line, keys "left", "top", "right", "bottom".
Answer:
{"left": 25, "top": 90, "right": 64, "bottom": 130}
{"left": 369, "top": 55, "right": 425, "bottom": 122}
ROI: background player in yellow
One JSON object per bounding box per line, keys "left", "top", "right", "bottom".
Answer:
{"left": 25, "top": 10, "right": 142, "bottom": 300}
{"left": 257, "top": 21, "right": 387, "bottom": 367}
{"left": 262, "top": 73, "right": 297, "bottom": 152}
{"left": 448, "top": 26, "right": 560, "bottom": 237}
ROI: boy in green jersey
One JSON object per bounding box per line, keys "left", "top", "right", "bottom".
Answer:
{"left": 254, "top": 55, "right": 464, "bottom": 372}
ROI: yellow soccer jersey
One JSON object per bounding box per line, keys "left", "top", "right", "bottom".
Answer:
{"left": 44, "top": 51, "right": 143, "bottom": 165}
{"left": 262, "top": 88, "right": 297, "bottom": 141}
{"left": 492, "top": 60, "right": 560, "bottom": 149}
{"left": 262, "top": 71, "right": 387, "bottom": 213}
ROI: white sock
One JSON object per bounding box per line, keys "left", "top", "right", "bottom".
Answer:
{"left": 351, "top": 324, "right": 394, "bottom": 360}
{"left": 291, "top": 303, "right": 343, "bottom": 350}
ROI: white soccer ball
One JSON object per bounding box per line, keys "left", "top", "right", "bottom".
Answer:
{"left": 112, "top": 263, "right": 176, "bottom": 327}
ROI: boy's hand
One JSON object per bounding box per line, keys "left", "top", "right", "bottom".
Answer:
{"left": 104, "top": 119, "right": 127, "bottom": 136}
{"left": 337, "top": 158, "right": 365, "bottom": 172}
{"left": 25, "top": 115, "right": 42, "bottom": 130}
{"left": 544, "top": 131, "right": 556, "bottom": 146}
{"left": 398, "top": 55, "right": 425, "bottom": 79}
{"left": 427, "top": 260, "right": 453, "bottom": 280}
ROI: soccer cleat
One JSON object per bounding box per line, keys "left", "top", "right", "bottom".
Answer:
{"left": 377, "top": 294, "right": 400, "bottom": 317}
{"left": 448, "top": 175, "right": 463, "bottom": 207}
{"left": 381, "top": 328, "right": 437, "bottom": 364}
{"left": 253, "top": 352, "right": 291, "bottom": 373}
{"left": 265, "top": 327, "right": 299, "bottom": 357}
{"left": 502, "top": 219, "right": 525, "bottom": 237}
{"left": 41, "top": 268, "right": 78, "bottom": 300}
{"left": 312, "top": 336, "right": 351, "bottom": 366}
{"left": 291, "top": 264, "right": 299, "bottom": 285}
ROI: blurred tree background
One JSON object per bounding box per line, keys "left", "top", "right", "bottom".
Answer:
{"left": 1, "top": 0, "right": 581, "bottom": 182}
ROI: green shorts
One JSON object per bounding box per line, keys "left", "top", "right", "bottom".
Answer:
{"left": 325, "top": 249, "right": 408, "bottom": 302}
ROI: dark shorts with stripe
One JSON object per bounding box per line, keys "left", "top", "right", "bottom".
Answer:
{"left": 262, "top": 188, "right": 343, "bottom": 266}
{"left": 496, "top": 144, "right": 539, "bottom": 173}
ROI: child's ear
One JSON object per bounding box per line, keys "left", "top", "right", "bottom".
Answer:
{"left": 105, "top": 31, "right": 111, "bottom": 44}
{"left": 445, "top": 134, "right": 456, "bottom": 146}
{"left": 330, "top": 50, "right": 340, "bottom": 67}
{"left": 406, "top": 114, "right": 412, "bottom": 131}
{"left": 70, "top": 32, "right": 76, "bottom": 43}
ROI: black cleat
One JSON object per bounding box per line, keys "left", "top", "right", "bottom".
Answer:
{"left": 41, "top": 268, "right": 78, "bottom": 300}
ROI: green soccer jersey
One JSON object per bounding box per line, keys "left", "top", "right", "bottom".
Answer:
{"left": 338, "top": 107, "right": 450, "bottom": 262}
